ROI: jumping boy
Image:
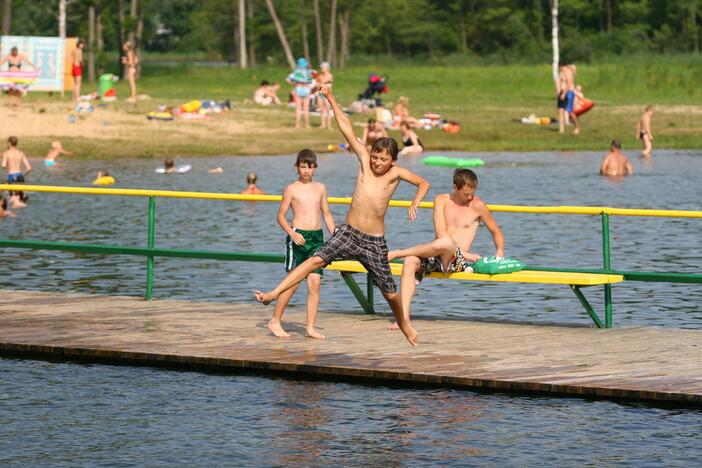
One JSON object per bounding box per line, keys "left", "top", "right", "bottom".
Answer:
{"left": 2, "top": 136, "right": 31, "bottom": 208}
{"left": 255, "top": 85, "right": 431, "bottom": 347}
{"left": 387, "top": 169, "right": 504, "bottom": 329}
{"left": 268, "top": 149, "right": 335, "bottom": 339}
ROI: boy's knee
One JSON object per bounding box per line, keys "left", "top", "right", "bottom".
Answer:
{"left": 307, "top": 274, "right": 321, "bottom": 288}
{"left": 437, "top": 236, "right": 455, "bottom": 251}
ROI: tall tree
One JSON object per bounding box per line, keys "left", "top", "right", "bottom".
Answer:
{"left": 247, "top": 0, "right": 256, "bottom": 66}
{"left": 88, "top": 1, "right": 96, "bottom": 82}
{"left": 338, "top": 9, "right": 350, "bottom": 69}
{"left": 692, "top": 1, "right": 699, "bottom": 54}
{"left": 300, "top": 0, "right": 310, "bottom": 63}
{"left": 2, "top": 0, "right": 11, "bottom": 35}
{"left": 551, "top": 0, "right": 559, "bottom": 83}
{"left": 59, "top": 0, "right": 66, "bottom": 38}
{"left": 264, "top": 0, "right": 295, "bottom": 68}
{"left": 313, "top": 0, "right": 323, "bottom": 64}
{"left": 118, "top": 0, "right": 125, "bottom": 75}
{"left": 326, "top": 0, "right": 336, "bottom": 65}
{"left": 604, "top": 0, "right": 613, "bottom": 33}
{"left": 238, "top": 0, "right": 247, "bottom": 67}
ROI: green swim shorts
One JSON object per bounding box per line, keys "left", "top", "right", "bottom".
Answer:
{"left": 285, "top": 228, "right": 324, "bottom": 275}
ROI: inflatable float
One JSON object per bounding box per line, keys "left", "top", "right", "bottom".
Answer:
{"left": 574, "top": 98, "right": 594, "bottom": 116}
{"left": 422, "top": 156, "right": 485, "bottom": 168}
{"left": 155, "top": 165, "right": 191, "bottom": 174}
{"left": 93, "top": 175, "right": 116, "bottom": 185}
{"left": 0, "top": 70, "right": 40, "bottom": 90}
{"left": 147, "top": 111, "right": 174, "bottom": 121}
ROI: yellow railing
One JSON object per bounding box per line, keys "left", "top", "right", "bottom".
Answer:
{"left": 2, "top": 184, "right": 701, "bottom": 218}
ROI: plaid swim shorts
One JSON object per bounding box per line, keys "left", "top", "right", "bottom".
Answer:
{"left": 315, "top": 223, "right": 397, "bottom": 294}
{"left": 416, "top": 246, "right": 473, "bottom": 283}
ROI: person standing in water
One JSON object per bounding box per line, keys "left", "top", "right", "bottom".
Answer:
{"left": 600, "top": 140, "right": 633, "bottom": 178}
{"left": 44, "top": 141, "right": 74, "bottom": 167}
{"left": 240, "top": 172, "right": 266, "bottom": 195}
{"left": 636, "top": 105, "right": 655, "bottom": 158}
{"left": 2, "top": 136, "right": 32, "bottom": 208}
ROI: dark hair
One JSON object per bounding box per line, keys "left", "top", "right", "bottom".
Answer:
{"left": 400, "top": 121, "right": 411, "bottom": 130}
{"left": 164, "top": 158, "right": 174, "bottom": 168}
{"left": 77, "top": 38, "right": 84, "bottom": 47}
{"left": 11, "top": 47, "right": 17, "bottom": 53}
{"left": 260, "top": 80, "right": 270, "bottom": 86}
{"left": 367, "top": 118, "right": 376, "bottom": 125}
{"left": 453, "top": 168, "right": 478, "bottom": 189}
{"left": 371, "top": 137, "right": 399, "bottom": 161}
{"left": 611, "top": 139, "right": 622, "bottom": 149}
{"left": 246, "top": 172, "right": 257, "bottom": 184}
{"left": 295, "top": 148, "right": 318, "bottom": 168}
{"left": 7, "top": 136, "right": 18, "bottom": 146}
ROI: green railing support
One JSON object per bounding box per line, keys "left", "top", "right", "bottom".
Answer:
{"left": 571, "top": 285, "right": 604, "bottom": 328}
{"left": 366, "top": 272, "right": 375, "bottom": 313}
{"left": 146, "top": 196, "right": 156, "bottom": 301}
{"left": 601, "top": 213, "right": 613, "bottom": 328}
{"left": 340, "top": 272, "right": 374, "bottom": 314}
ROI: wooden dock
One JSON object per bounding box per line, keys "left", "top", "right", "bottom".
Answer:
{"left": 1, "top": 290, "right": 701, "bottom": 405}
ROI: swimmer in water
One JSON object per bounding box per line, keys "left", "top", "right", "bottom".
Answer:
{"left": 599, "top": 140, "right": 633, "bottom": 178}
{"left": 44, "top": 140, "right": 74, "bottom": 167}
{"left": 164, "top": 158, "right": 175, "bottom": 174}
{"left": 240, "top": 172, "right": 266, "bottom": 195}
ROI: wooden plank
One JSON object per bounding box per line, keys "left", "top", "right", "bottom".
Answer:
{"left": 0, "top": 290, "right": 700, "bottom": 405}
{"left": 324, "top": 260, "right": 624, "bottom": 285}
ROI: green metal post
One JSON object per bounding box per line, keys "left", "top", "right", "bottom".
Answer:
{"left": 366, "top": 272, "right": 375, "bottom": 313}
{"left": 145, "top": 196, "right": 156, "bottom": 300}
{"left": 341, "top": 272, "right": 374, "bottom": 314}
{"left": 601, "top": 213, "right": 613, "bottom": 328}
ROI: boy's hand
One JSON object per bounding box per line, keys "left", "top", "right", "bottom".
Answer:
{"left": 291, "top": 232, "right": 306, "bottom": 245}
{"left": 318, "top": 85, "right": 332, "bottom": 99}
{"left": 408, "top": 203, "right": 419, "bottom": 221}
{"left": 464, "top": 252, "right": 482, "bottom": 263}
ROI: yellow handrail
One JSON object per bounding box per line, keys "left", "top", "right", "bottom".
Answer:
{"left": 2, "top": 184, "right": 701, "bottom": 218}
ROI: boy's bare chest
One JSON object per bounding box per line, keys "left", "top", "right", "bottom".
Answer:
{"left": 445, "top": 203, "right": 480, "bottom": 229}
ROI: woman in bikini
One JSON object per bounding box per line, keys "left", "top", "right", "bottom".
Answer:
{"left": 398, "top": 121, "right": 424, "bottom": 157}
{"left": 361, "top": 118, "right": 388, "bottom": 149}
{"left": 121, "top": 41, "right": 138, "bottom": 103}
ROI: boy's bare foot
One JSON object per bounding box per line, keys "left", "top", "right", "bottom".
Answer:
{"left": 388, "top": 321, "right": 399, "bottom": 330}
{"left": 268, "top": 319, "right": 291, "bottom": 338}
{"left": 399, "top": 323, "right": 419, "bottom": 347}
{"left": 254, "top": 290, "right": 274, "bottom": 305}
{"left": 306, "top": 327, "right": 326, "bottom": 339}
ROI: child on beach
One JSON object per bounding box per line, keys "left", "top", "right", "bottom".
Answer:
{"left": 286, "top": 58, "right": 315, "bottom": 129}
{"left": 44, "top": 140, "right": 74, "bottom": 167}
{"left": 268, "top": 149, "right": 336, "bottom": 339}
{"left": 255, "top": 85, "right": 431, "bottom": 347}
{"left": 387, "top": 168, "right": 504, "bottom": 329}
{"left": 2, "top": 136, "right": 31, "bottom": 208}
{"left": 636, "top": 105, "right": 654, "bottom": 158}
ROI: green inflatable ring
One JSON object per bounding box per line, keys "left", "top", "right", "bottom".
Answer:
{"left": 422, "top": 156, "right": 485, "bottom": 168}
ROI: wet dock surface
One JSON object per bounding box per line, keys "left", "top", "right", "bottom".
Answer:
{"left": 1, "top": 290, "right": 700, "bottom": 405}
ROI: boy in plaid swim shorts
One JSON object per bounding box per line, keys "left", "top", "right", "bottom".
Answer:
{"left": 268, "top": 149, "right": 335, "bottom": 340}
{"left": 387, "top": 168, "right": 505, "bottom": 329}
{"left": 256, "top": 85, "right": 430, "bottom": 347}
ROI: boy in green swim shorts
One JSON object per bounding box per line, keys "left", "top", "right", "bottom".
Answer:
{"left": 268, "top": 149, "right": 335, "bottom": 339}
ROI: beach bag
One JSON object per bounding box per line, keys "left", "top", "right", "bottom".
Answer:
{"left": 472, "top": 256, "right": 525, "bottom": 275}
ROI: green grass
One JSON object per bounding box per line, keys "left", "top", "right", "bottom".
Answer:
{"left": 18, "top": 58, "right": 702, "bottom": 157}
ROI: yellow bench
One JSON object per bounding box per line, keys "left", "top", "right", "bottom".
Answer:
{"left": 325, "top": 260, "right": 624, "bottom": 328}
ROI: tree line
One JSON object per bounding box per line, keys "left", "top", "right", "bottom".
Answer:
{"left": 1, "top": 0, "right": 700, "bottom": 79}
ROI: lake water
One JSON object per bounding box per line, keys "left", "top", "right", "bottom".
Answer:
{"left": 1, "top": 150, "right": 701, "bottom": 465}
{"left": 1, "top": 150, "right": 700, "bottom": 328}
{"left": 1, "top": 358, "right": 701, "bottom": 466}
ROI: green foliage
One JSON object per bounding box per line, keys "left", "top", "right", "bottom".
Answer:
{"left": 1, "top": 0, "right": 701, "bottom": 64}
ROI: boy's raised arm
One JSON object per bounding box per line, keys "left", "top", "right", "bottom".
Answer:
{"left": 319, "top": 86, "right": 368, "bottom": 160}
{"left": 396, "top": 167, "right": 431, "bottom": 221}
